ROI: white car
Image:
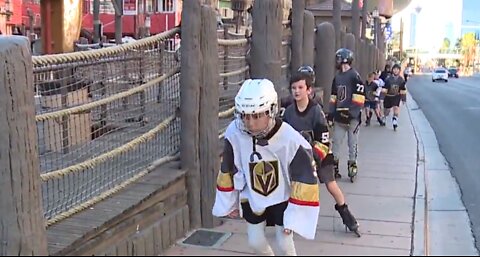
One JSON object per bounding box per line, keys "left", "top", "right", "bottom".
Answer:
{"left": 432, "top": 68, "right": 448, "bottom": 82}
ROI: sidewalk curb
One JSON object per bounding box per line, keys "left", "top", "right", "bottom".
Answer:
{"left": 405, "top": 93, "right": 429, "bottom": 256}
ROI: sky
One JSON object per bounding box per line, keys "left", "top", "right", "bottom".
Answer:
{"left": 391, "top": 0, "right": 464, "bottom": 51}
{"left": 461, "top": 0, "right": 480, "bottom": 35}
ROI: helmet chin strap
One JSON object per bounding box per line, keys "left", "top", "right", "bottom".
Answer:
{"left": 252, "top": 118, "right": 276, "bottom": 139}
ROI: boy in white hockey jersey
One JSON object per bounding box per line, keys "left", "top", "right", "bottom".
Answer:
{"left": 212, "top": 79, "right": 320, "bottom": 256}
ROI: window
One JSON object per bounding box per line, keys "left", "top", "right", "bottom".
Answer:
{"left": 146, "top": 0, "right": 154, "bottom": 13}
{"left": 100, "top": 0, "right": 115, "bottom": 14}
{"left": 87, "top": 0, "right": 115, "bottom": 14}
{"left": 157, "top": 0, "right": 174, "bottom": 12}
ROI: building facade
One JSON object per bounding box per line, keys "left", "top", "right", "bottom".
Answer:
{"left": 18, "top": 0, "right": 181, "bottom": 40}
{"left": 0, "top": 0, "right": 22, "bottom": 35}
{"left": 461, "top": 0, "right": 480, "bottom": 37}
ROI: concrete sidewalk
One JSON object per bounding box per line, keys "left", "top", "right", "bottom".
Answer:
{"left": 165, "top": 104, "right": 421, "bottom": 256}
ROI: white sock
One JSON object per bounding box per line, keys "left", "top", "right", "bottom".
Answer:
{"left": 275, "top": 225, "right": 297, "bottom": 256}
{"left": 247, "top": 222, "right": 274, "bottom": 256}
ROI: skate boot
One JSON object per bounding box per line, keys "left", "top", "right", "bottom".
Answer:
{"left": 377, "top": 116, "right": 385, "bottom": 126}
{"left": 335, "top": 204, "right": 361, "bottom": 237}
{"left": 347, "top": 160, "right": 358, "bottom": 183}
{"left": 381, "top": 117, "right": 386, "bottom": 126}
{"left": 334, "top": 158, "right": 341, "bottom": 179}
{"left": 392, "top": 117, "right": 398, "bottom": 131}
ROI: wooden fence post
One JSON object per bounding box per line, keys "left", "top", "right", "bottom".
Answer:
{"left": 291, "top": 0, "right": 305, "bottom": 73}
{"left": 250, "top": 0, "right": 283, "bottom": 87}
{"left": 332, "top": 0, "right": 342, "bottom": 50}
{"left": 199, "top": 4, "right": 221, "bottom": 229}
{"left": 361, "top": 0, "right": 368, "bottom": 39}
{"left": 315, "top": 22, "right": 336, "bottom": 113}
{"left": 351, "top": 0, "right": 360, "bottom": 39}
{"left": 0, "top": 36, "right": 48, "bottom": 256}
{"left": 345, "top": 33, "right": 356, "bottom": 70}
{"left": 223, "top": 26, "right": 229, "bottom": 90}
{"left": 180, "top": 0, "right": 202, "bottom": 230}
{"left": 302, "top": 10, "right": 315, "bottom": 68}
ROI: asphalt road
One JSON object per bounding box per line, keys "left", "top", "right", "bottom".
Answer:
{"left": 407, "top": 74, "right": 480, "bottom": 251}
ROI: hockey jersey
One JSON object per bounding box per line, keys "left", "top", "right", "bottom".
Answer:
{"left": 383, "top": 75, "right": 407, "bottom": 100}
{"left": 365, "top": 80, "right": 379, "bottom": 102}
{"left": 282, "top": 99, "right": 334, "bottom": 171}
{"left": 328, "top": 68, "right": 365, "bottom": 124}
{"left": 212, "top": 119, "right": 320, "bottom": 240}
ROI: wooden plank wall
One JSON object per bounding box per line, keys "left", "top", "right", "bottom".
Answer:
{"left": 47, "top": 162, "right": 190, "bottom": 256}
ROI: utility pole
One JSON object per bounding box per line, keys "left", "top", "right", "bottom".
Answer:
{"left": 361, "top": 0, "right": 367, "bottom": 39}
{"left": 112, "top": 0, "right": 123, "bottom": 44}
{"left": 27, "top": 8, "right": 34, "bottom": 39}
{"left": 93, "top": 0, "right": 101, "bottom": 43}
{"left": 399, "top": 17, "right": 404, "bottom": 60}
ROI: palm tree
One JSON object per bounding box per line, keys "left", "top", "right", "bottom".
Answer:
{"left": 440, "top": 38, "right": 450, "bottom": 53}
{"left": 461, "top": 33, "right": 478, "bottom": 75}
{"left": 455, "top": 38, "right": 462, "bottom": 52}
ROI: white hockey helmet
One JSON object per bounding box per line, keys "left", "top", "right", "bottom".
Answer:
{"left": 235, "top": 79, "right": 279, "bottom": 136}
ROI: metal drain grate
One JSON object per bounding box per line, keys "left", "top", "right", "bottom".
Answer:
{"left": 181, "top": 229, "right": 231, "bottom": 248}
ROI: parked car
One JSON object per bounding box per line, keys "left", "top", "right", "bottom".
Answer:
{"left": 432, "top": 68, "right": 448, "bottom": 82}
{"left": 448, "top": 68, "right": 459, "bottom": 78}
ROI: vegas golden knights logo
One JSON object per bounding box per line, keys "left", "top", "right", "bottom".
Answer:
{"left": 390, "top": 84, "right": 400, "bottom": 95}
{"left": 337, "top": 85, "right": 347, "bottom": 102}
{"left": 249, "top": 160, "right": 279, "bottom": 196}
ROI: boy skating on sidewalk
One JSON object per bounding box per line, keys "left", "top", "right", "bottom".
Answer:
{"left": 283, "top": 69, "right": 361, "bottom": 237}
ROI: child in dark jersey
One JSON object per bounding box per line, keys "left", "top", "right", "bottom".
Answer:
{"left": 283, "top": 69, "right": 361, "bottom": 237}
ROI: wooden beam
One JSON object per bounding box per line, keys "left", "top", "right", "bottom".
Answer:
{"left": 0, "top": 36, "right": 48, "bottom": 256}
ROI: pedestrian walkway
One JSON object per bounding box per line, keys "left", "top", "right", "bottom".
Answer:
{"left": 165, "top": 104, "right": 420, "bottom": 256}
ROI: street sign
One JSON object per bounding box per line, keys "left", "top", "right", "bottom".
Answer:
{"left": 384, "top": 22, "right": 393, "bottom": 42}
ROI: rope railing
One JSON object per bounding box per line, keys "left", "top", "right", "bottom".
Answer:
{"left": 218, "top": 106, "right": 235, "bottom": 119}
{"left": 40, "top": 114, "right": 177, "bottom": 182}
{"left": 218, "top": 38, "right": 249, "bottom": 46}
{"left": 32, "top": 22, "right": 291, "bottom": 224}
{"left": 220, "top": 66, "right": 249, "bottom": 78}
{"left": 35, "top": 68, "right": 179, "bottom": 122}
{"left": 46, "top": 152, "right": 180, "bottom": 226}
{"left": 35, "top": 28, "right": 182, "bottom": 221}
{"left": 33, "top": 28, "right": 180, "bottom": 66}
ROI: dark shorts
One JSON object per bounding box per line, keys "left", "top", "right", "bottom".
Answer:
{"left": 364, "top": 101, "right": 377, "bottom": 109}
{"left": 241, "top": 201, "right": 288, "bottom": 226}
{"left": 318, "top": 164, "right": 335, "bottom": 184}
{"left": 384, "top": 96, "right": 401, "bottom": 109}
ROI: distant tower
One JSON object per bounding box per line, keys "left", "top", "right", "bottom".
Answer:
{"left": 409, "top": 5, "right": 422, "bottom": 48}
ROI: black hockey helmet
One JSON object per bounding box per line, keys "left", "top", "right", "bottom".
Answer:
{"left": 297, "top": 65, "right": 315, "bottom": 84}
{"left": 335, "top": 48, "right": 354, "bottom": 68}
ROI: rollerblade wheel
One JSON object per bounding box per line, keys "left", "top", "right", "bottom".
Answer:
{"left": 353, "top": 229, "right": 362, "bottom": 237}
{"left": 344, "top": 225, "right": 362, "bottom": 237}
{"left": 350, "top": 175, "right": 357, "bottom": 183}
{"left": 348, "top": 166, "right": 357, "bottom": 183}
